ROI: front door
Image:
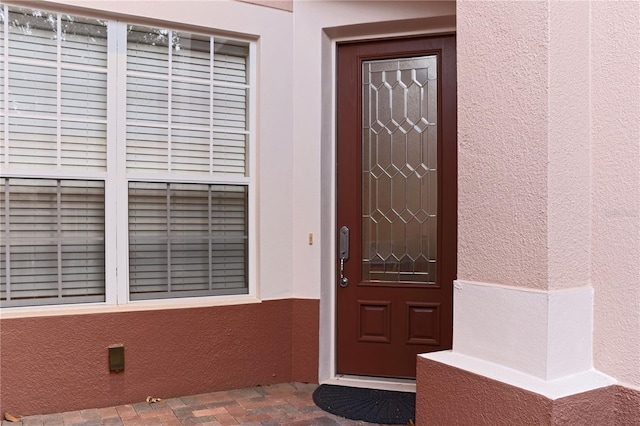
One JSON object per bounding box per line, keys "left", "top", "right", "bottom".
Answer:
{"left": 336, "top": 35, "right": 456, "bottom": 379}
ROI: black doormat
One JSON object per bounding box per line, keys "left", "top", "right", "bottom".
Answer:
{"left": 312, "top": 384, "right": 415, "bottom": 425}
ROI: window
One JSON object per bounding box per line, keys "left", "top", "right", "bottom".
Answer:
{"left": 0, "top": 5, "right": 253, "bottom": 307}
{"left": 0, "top": 7, "right": 109, "bottom": 307}
{"left": 128, "top": 183, "right": 247, "bottom": 300}
{"left": 0, "top": 178, "right": 105, "bottom": 306}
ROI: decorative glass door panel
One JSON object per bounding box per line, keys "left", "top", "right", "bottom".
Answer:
{"left": 362, "top": 56, "right": 438, "bottom": 284}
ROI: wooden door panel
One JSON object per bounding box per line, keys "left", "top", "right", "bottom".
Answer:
{"left": 358, "top": 301, "right": 391, "bottom": 343}
{"left": 406, "top": 302, "right": 440, "bottom": 345}
{"left": 336, "top": 35, "right": 456, "bottom": 379}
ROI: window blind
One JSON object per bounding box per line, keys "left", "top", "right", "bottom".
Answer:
{"left": 0, "top": 178, "right": 105, "bottom": 307}
{"left": 126, "top": 26, "right": 248, "bottom": 177}
{"left": 128, "top": 182, "right": 247, "bottom": 300}
{"left": 1, "top": 6, "right": 108, "bottom": 171}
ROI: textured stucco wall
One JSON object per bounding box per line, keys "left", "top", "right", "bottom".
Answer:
{"left": 458, "top": 0, "right": 592, "bottom": 291}
{"left": 291, "top": 298, "right": 320, "bottom": 383}
{"left": 591, "top": 1, "right": 640, "bottom": 388}
{"left": 417, "top": 356, "right": 552, "bottom": 425}
{"left": 235, "top": 0, "right": 292, "bottom": 13}
{"left": 457, "top": 1, "right": 549, "bottom": 290}
{"left": 547, "top": 1, "right": 591, "bottom": 290}
{"left": 0, "top": 299, "right": 319, "bottom": 416}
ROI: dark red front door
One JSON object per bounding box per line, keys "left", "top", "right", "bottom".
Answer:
{"left": 336, "top": 35, "right": 456, "bottom": 379}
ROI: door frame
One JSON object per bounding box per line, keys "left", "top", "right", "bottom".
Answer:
{"left": 318, "top": 25, "right": 456, "bottom": 391}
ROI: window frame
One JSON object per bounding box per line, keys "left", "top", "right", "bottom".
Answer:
{"left": 0, "top": 5, "right": 257, "bottom": 311}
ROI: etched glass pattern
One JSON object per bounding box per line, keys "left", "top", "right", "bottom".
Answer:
{"left": 362, "top": 56, "right": 438, "bottom": 283}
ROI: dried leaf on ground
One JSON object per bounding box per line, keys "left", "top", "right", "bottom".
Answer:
{"left": 4, "top": 412, "right": 21, "bottom": 422}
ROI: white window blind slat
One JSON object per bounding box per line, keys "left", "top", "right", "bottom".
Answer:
{"left": 60, "top": 104, "right": 107, "bottom": 119}
{"left": 9, "top": 37, "right": 57, "bottom": 61}
{"left": 61, "top": 70, "right": 108, "bottom": 88}
{"left": 8, "top": 138, "right": 57, "bottom": 158}
{"left": 62, "top": 43, "right": 108, "bottom": 67}
{"left": 61, "top": 70, "right": 108, "bottom": 118}
{"left": 212, "top": 98, "right": 246, "bottom": 115}
{"left": 8, "top": 66, "right": 57, "bottom": 91}
{"left": 59, "top": 156, "right": 105, "bottom": 170}
{"left": 127, "top": 105, "right": 169, "bottom": 122}
{"left": 61, "top": 17, "right": 108, "bottom": 67}
{"left": 126, "top": 124, "right": 168, "bottom": 172}
{"left": 9, "top": 65, "right": 57, "bottom": 115}
{"left": 172, "top": 128, "right": 210, "bottom": 173}
{"left": 127, "top": 41, "right": 169, "bottom": 75}
{"left": 212, "top": 86, "right": 246, "bottom": 130}
{"left": 127, "top": 77, "right": 168, "bottom": 100}
{"left": 211, "top": 158, "right": 246, "bottom": 173}
{"left": 8, "top": 154, "right": 57, "bottom": 168}
{"left": 173, "top": 59, "right": 209, "bottom": 80}
{"left": 61, "top": 121, "right": 107, "bottom": 170}
{"left": 172, "top": 81, "right": 210, "bottom": 126}
{"left": 172, "top": 33, "right": 210, "bottom": 78}
{"left": 126, "top": 109, "right": 170, "bottom": 123}
{"left": 213, "top": 41, "right": 248, "bottom": 84}
{"left": 9, "top": 24, "right": 57, "bottom": 61}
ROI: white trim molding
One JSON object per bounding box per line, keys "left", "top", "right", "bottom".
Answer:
{"left": 420, "top": 351, "right": 615, "bottom": 400}
{"left": 451, "top": 280, "right": 595, "bottom": 380}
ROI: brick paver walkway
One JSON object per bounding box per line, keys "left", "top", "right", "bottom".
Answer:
{"left": 3, "top": 382, "right": 393, "bottom": 426}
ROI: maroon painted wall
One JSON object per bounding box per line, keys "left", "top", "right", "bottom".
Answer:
{"left": 417, "top": 356, "right": 640, "bottom": 425}
{"left": 615, "top": 385, "right": 640, "bottom": 426}
{"left": 417, "top": 356, "right": 553, "bottom": 425}
{"left": 291, "top": 299, "right": 319, "bottom": 383}
{"left": 0, "top": 298, "right": 319, "bottom": 416}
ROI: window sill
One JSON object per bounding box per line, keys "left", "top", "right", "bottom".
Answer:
{"left": 0, "top": 294, "right": 261, "bottom": 319}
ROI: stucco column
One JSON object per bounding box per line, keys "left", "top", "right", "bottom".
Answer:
{"left": 590, "top": 1, "right": 640, "bottom": 392}
{"left": 421, "top": 0, "right": 613, "bottom": 396}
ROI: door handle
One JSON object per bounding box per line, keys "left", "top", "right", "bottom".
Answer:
{"left": 339, "top": 226, "right": 349, "bottom": 287}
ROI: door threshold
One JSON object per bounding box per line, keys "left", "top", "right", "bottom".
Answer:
{"left": 322, "top": 375, "right": 416, "bottom": 393}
